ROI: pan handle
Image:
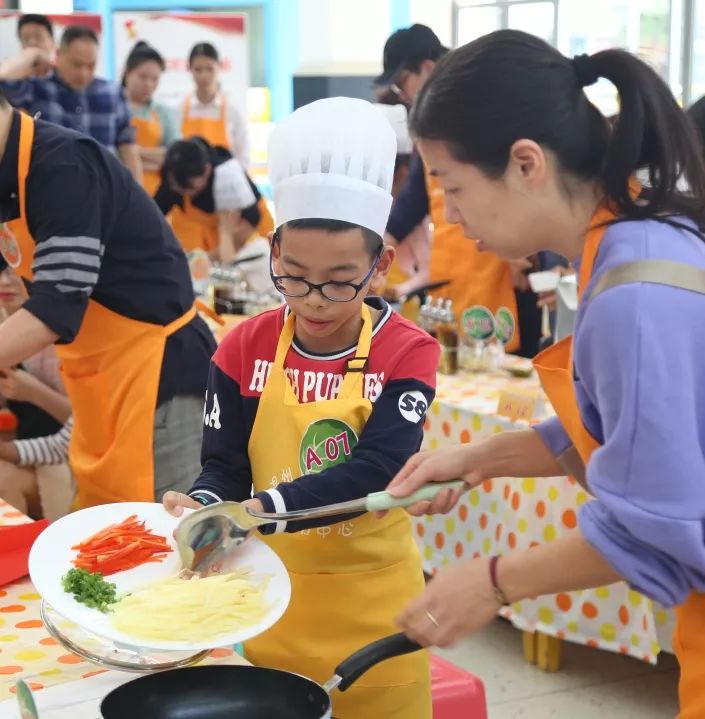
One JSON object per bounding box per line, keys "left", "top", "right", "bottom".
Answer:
{"left": 329, "top": 633, "right": 423, "bottom": 693}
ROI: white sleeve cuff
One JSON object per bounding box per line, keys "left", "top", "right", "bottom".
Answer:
{"left": 264, "top": 488, "right": 287, "bottom": 534}
{"left": 189, "top": 489, "right": 223, "bottom": 505}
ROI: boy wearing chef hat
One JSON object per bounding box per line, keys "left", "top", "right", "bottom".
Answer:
{"left": 165, "top": 97, "right": 436, "bottom": 718}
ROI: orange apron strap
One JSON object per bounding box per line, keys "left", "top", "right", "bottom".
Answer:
{"left": 17, "top": 112, "right": 34, "bottom": 226}
{"left": 164, "top": 305, "right": 197, "bottom": 336}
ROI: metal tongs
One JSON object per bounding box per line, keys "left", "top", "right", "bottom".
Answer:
{"left": 175, "top": 480, "right": 465, "bottom": 575}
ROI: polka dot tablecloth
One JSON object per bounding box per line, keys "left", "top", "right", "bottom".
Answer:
{"left": 417, "top": 369, "right": 675, "bottom": 664}
{"left": 0, "top": 499, "right": 242, "bottom": 702}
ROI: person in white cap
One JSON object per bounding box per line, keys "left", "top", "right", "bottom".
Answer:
{"left": 164, "top": 97, "right": 437, "bottom": 718}
{"left": 154, "top": 136, "right": 273, "bottom": 260}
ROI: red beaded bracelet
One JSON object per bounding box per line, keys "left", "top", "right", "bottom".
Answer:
{"left": 489, "top": 555, "right": 509, "bottom": 606}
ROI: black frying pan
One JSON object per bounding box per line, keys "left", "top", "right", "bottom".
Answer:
{"left": 100, "top": 634, "right": 421, "bottom": 719}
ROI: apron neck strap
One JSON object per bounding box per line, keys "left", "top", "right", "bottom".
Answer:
{"left": 17, "top": 112, "right": 35, "bottom": 224}
{"left": 274, "top": 304, "right": 374, "bottom": 399}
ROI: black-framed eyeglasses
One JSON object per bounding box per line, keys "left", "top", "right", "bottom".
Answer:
{"left": 270, "top": 243, "right": 383, "bottom": 303}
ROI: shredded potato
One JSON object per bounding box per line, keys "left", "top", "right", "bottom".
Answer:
{"left": 110, "top": 569, "right": 270, "bottom": 643}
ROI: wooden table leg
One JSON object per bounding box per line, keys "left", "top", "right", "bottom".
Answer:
{"left": 523, "top": 630, "right": 537, "bottom": 664}
{"left": 536, "top": 631, "right": 563, "bottom": 672}
{"left": 522, "top": 630, "right": 563, "bottom": 671}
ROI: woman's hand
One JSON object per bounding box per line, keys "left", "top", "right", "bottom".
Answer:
{"left": 385, "top": 444, "right": 487, "bottom": 516}
{"left": 396, "top": 558, "right": 501, "bottom": 647}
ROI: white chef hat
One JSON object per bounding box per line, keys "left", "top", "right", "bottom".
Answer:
{"left": 268, "top": 97, "right": 396, "bottom": 237}
{"left": 374, "top": 103, "right": 413, "bottom": 155}
{"left": 213, "top": 158, "right": 257, "bottom": 212}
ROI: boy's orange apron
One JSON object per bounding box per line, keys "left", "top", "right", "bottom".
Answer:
{"left": 173, "top": 94, "right": 273, "bottom": 252}
{"left": 244, "top": 306, "right": 431, "bottom": 718}
{"left": 425, "top": 173, "right": 520, "bottom": 351}
{"left": 533, "top": 204, "right": 705, "bottom": 718}
{"left": 1, "top": 112, "right": 196, "bottom": 507}
{"left": 131, "top": 106, "right": 163, "bottom": 197}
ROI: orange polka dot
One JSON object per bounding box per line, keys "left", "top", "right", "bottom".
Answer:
{"left": 15, "top": 620, "right": 43, "bottom": 629}
{"left": 619, "top": 606, "right": 630, "bottom": 626}
{"left": 434, "top": 532, "right": 445, "bottom": 550}
{"left": 567, "top": 476, "right": 577, "bottom": 485}
{"left": 472, "top": 552, "right": 481, "bottom": 559}
{"left": 479, "top": 514, "right": 488, "bottom": 530}
{"left": 0, "top": 665, "right": 23, "bottom": 674}
{"left": 503, "top": 485, "right": 511, "bottom": 500}
{"left": 209, "top": 648, "right": 234, "bottom": 658}
{"left": 416, "top": 523, "right": 425, "bottom": 538}
{"left": 643, "top": 616, "right": 649, "bottom": 632}
{"left": 536, "top": 501, "right": 546, "bottom": 519}
{"left": 557, "top": 631, "right": 566, "bottom": 640}
{"left": 619, "top": 645, "right": 629, "bottom": 655}
{"left": 442, "top": 422, "right": 451, "bottom": 438}
{"left": 582, "top": 602, "right": 599, "bottom": 619}
{"left": 459, "top": 429, "right": 471, "bottom": 444}
{"left": 39, "top": 637, "right": 59, "bottom": 646}
{"left": 587, "top": 639, "right": 599, "bottom": 649}
{"left": 458, "top": 505, "right": 468, "bottom": 522}
{"left": 2, "top": 511, "right": 23, "bottom": 518}
{"left": 529, "top": 541, "right": 540, "bottom": 549}
{"left": 642, "top": 654, "right": 651, "bottom": 663}
{"left": 495, "top": 524, "right": 503, "bottom": 541}
{"left": 8, "top": 682, "right": 44, "bottom": 693}
{"left": 0, "top": 591, "right": 6, "bottom": 598}
{"left": 424, "top": 418, "right": 431, "bottom": 432}
{"left": 0, "top": 605, "right": 26, "bottom": 613}
{"left": 556, "top": 593, "right": 572, "bottom": 612}
{"left": 454, "top": 542, "right": 464, "bottom": 559}
{"left": 482, "top": 479, "right": 494, "bottom": 493}
{"left": 562, "top": 509, "right": 577, "bottom": 529}
{"left": 507, "top": 532, "right": 517, "bottom": 549}
{"left": 82, "top": 670, "right": 108, "bottom": 679}
{"left": 57, "top": 653, "right": 83, "bottom": 665}
{"left": 511, "top": 492, "right": 520, "bottom": 511}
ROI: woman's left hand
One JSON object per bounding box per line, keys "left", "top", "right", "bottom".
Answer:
{"left": 396, "top": 558, "right": 502, "bottom": 647}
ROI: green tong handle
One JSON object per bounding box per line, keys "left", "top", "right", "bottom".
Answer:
{"left": 365, "top": 480, "right": 466, "bottom": 512}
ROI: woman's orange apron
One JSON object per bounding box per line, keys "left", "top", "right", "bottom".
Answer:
{"left": 171, "top": 94, "right": 230, "bottom": 253}
{"left": 131, "top": 106, "right": 163, "bottom": 196}
{"left": 533, "top": 205, "right": 705, "bottom": 718}
{"left": 425, "top": 172, "right": 520, "bottom": 351}
{"left": 0, "top": 112, "right": 196, "bottom": 507}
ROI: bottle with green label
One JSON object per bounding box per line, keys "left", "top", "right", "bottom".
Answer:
{"left": 437, "top": 299, "right": 458, "bottom": 375}
{"left": 459, "top": 305, "right": 495, "bottom": 372}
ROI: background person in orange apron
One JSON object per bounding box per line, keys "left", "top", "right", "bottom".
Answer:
{"left": 122, "top": 42, "right": 179, "bottom": 197}
{"left": 375, "top": 24, "right": 540, "bottom": 356}
{"left": 376, "top": 31, "right": 705, "bottom": 718}
{"left": 0, "top": 90, "right": 216, "bottom": 509}
{"left": 155, "top": 137, "right": 272, "bottom": 257}
{"left": 179, "top": 42, "right": 249, "bottom": 164}
{"left": 164, "top": 98, "right": 436, "bottom": 718}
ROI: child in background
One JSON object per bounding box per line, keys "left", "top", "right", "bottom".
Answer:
{"left": 164, "top": 98, "right": 437, "bottom": 718}
{"left": 0, "top": 267, "right": 73, "bottom": 519}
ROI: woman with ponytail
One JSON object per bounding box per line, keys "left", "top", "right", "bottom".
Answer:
{"left": 385, "top": 30, "right": 705, "bottom": 716}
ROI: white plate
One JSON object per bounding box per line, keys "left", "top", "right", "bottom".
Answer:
{"left": 29, "top": 502, "right": 291, "bottom": 652}
{"left": 528, "top": 270, "right": 560, "bottom": 294}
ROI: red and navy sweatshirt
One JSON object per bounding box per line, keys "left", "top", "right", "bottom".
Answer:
{"left": 189, "top": 298, "right": 439, "bottom": 533}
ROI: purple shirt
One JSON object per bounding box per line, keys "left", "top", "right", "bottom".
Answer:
{"left": 535, "top": 218, "right": 705, "bottom": 607}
